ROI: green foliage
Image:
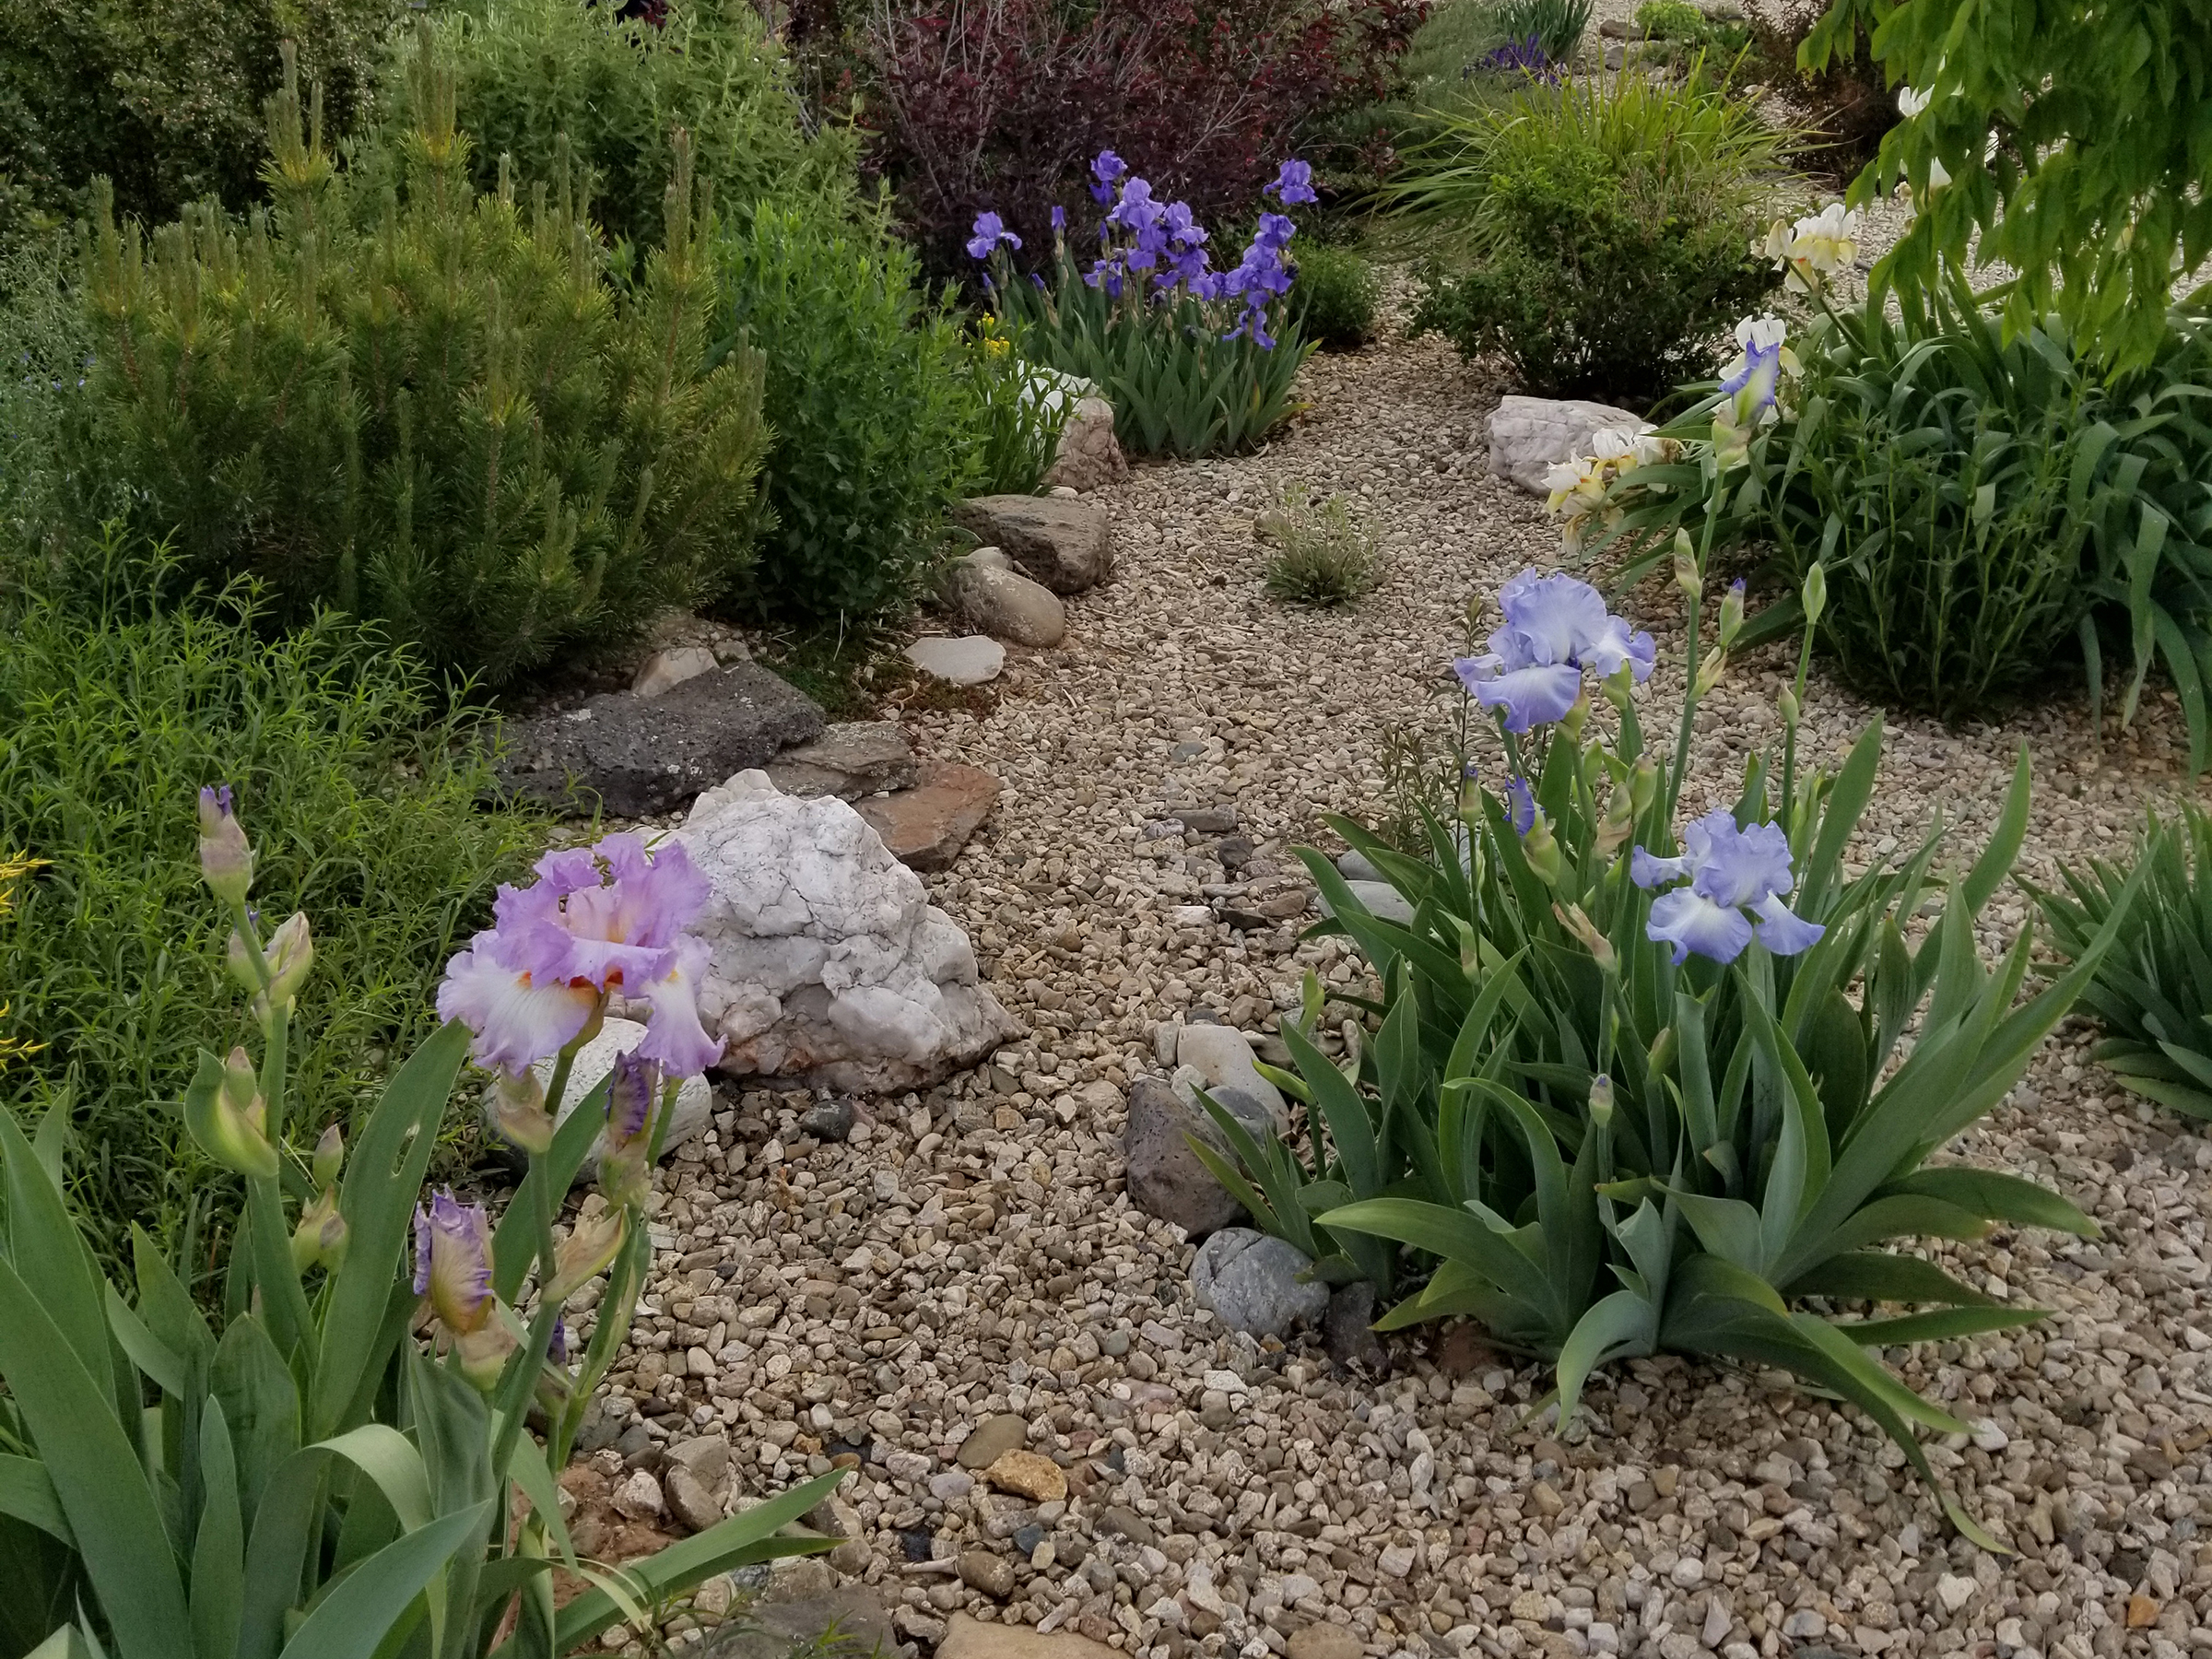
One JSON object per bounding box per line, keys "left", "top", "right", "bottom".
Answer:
{"left": 1486, "top": 0, "right": 1595, "bottom": 59}
{"left": 0, "top": 233, "right": 89, "bottom": 555}
{"left": 1596, "top": 291, "right": 2212, "bottom": 764}
{"left": 0, "top": 533, "right": 543, "bottom": 1272}
{"left": 1288, "top": 242, "right": 1381, "bottom": 352}
{"left": 1259, "top": 483, "right": 1380, "bottom": 606}
{"left": 0, "top": 799, "right": 838, "bottom": 1659}
{"left": 0, "top": 0, "right": 402, "bottom": 237}
{"left": 1309, "top": 0, "right": 1532, "bottom": 177}
{"left": 994, "top": 242, "right": 1314, "bottom": 459}
{"left": 1214, "top": 574, "right": 2137, "bottom": 1541}
{"left": 414, "top": 0, "right": 855, "bottom": 252}
{"left": 2032, "top": 805, "right": 2212, "bottom": 1124}
{"left": 962, "top": 323, "right": 1073, "bottom": 497}
{"left": 1805, "top": 0, "right": 2212, "bottom": 369}
{"left": 71, "top": 35, "right": 771, "bottom": 685}
{"left": 1397, "top": 68, "right": 1787, "bottom": 401}
{"left": 1637, "top": 0, "right": 1709, "bottom": 34}
{"left": 712, "top": 198, "right": 982, "bottom": 626}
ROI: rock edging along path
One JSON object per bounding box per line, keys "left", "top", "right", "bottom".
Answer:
{"left": 594, "top": 323, "right": 2212, "bottom": 1659}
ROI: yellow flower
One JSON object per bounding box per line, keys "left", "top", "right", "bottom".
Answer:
{"left": 0, "top": 856, "right": 46, "bottom": 1068}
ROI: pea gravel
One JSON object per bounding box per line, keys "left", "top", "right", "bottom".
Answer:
{"left": 596, "top": 311, "right": 2212, "bottom": 1659}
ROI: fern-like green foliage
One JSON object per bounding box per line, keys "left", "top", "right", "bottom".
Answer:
{"left": 1805, "top": 0, "right": 2212, "bottom": 370}
{"left": 72, "top": 33, "right": 771, "bottom": 684}
{"left": 2033, "top": 804, "right": 2212, "bottom": 1124}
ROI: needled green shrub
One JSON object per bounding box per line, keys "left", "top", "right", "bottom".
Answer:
{"left": 414, "top": 0, "right": 855, "bottom": 251}
{"left": 1289, "top": 242, "right": 1382, "bottom": 351}
{"left": 1398, "top": 67, "right": 1786, "bottom": 402}
{"left": 0, "top": 533, "right": 544, "bottom": 1274}
{"left": 0, "top": 233, "right": 89, "bottom": 555}
{"left": 2033, "top": 805, "right": 2212, "bottom": 1125}
{"left": 712, "top": 199, "right": 980, "bottom": 625}
{"left": 0, "top": 0, "right": 402, "bottom": 237}
{"left": 70, "top": 35, "right": 771, "bottom": 684}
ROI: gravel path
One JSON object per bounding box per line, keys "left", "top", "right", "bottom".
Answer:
{"left": 609, "top": 319, "right": 2212, "bottom": 1659}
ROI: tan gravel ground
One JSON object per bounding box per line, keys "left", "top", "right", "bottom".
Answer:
{"left": 606, "top": 316, "right": 2212, "bottom": 1659}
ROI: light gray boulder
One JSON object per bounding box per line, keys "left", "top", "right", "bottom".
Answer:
{"left": 1488, "top": 394, "right": 1645, "bottom": 494}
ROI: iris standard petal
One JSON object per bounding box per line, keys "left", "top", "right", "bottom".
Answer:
{"left": 1498, "top": 571, "right": 1611, "bottom": 666}
{"left": 1471, "top": 663, "right": 1584, "bottom": 734}
{"left": 1646, "top": 888, "right": 1755, "bottom": 965}
{"left": 1629, "top": 848, "right": 1690, "bottom": 888}
{"left": 1692, "top": 818, "right": 1796, "bottom": 909}
{"left": 1752, "top": 892, "right": 1826, "bottom": 956}
{"left": 1583, "top": 616, "right": 1658, "bottom": 682}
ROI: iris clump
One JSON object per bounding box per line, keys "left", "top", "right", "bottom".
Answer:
{"left": 970, "top": 149, "right": 1319, "bottom": 457}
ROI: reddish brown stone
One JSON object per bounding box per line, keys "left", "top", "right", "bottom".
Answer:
{"left": 854, "top": 761, "right": 1000, "bottom": 871}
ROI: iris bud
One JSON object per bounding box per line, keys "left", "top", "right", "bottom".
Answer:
{"left": 312, "top": 1122, "right": 344, "bottom": 1188}
{"left": 290, "top": 1187, "right": 348, "bottom": 1273}
{"left": 196, "top": 785, "right": 254, "bottom": 905}
{"left": 1587, "top": 1074, "right": 1615, "bottom": 1127}
{"left": 1456, "top": 763, "right": 1482, "bottom": 825}
{"left": 1522, "top": 810, "right": 1563, "bottom": 887}
{"left": 186, "top": 1045, "right": 279, "bottom": 1181}
{"left": 1672, "top": 531, "right": 1700, "bottom": 599}
{"left": 1554, "top": 901, "right": 1616, "bottom": 971}
{"left": 1561, "top": 688, "right": 1590, "bottom": 742}
{"left": 1694, "top": 646, "right": 1728, "bottom": 697}
{"left": 546, "top": 1206, "right": 628, "bottom": 1303}
{"left": 1629, "top": 756, "right": 1659, "bottom": 817}
{"left": 488, "top": 1068, "right": 556, "bottom": 1157}
{"left": 263, "top": 912, "right": 313, "bottom": 1004}
{"left": 1647, "top": 1026, "right": 1676, "bottom": 1077}
{"left": 1802, "top": 562, "right": 1827, "bottom": 625}
{"left": 1778, "top": 685, "right": 1800, "bottom": 728}
{"left": 1718, "top": 579, "right": 1746, "bottom": 647}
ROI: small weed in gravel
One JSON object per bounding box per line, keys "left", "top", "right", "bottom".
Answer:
{"left": 1258, "top": 482, "right": 1380, "bottom": 607}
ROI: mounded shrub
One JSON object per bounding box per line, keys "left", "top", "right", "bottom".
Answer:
{"left": 712, "top": 198, "right": 981, "bottom": 625}
{"left": 69, "top": 35, "right": 771, "bottom": 684}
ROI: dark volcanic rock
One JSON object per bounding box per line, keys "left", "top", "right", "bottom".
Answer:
{"left": 499, "top": 664, "right": 824, "bottom": 817}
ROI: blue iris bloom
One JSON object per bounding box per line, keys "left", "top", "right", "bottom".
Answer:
{"left": 966, "top": 211, "right": 1021, "bottom": 260}
{"left": 1632, "top": 810, "right": 1825, "bottom": 965}
{"left": 1267, "top": 159, "right": 1319, "bottom": 206}
{"left": 1453, "top": 571, "right": 1656, "bottom": 734}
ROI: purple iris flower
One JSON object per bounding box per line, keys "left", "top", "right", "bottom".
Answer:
{"left": 966, "top": 211, "right": 1021, "bottom": 260}
{"left": 1090, "top": 149, "right": 1127, "bottom": 204}
{"left": 1721, "top": 335, "right": 1783, "bottom": 426}
{"left": 1051, "top": 205, "right": 1067, "bottom": 231}
{"left": 438, "top": 832, "right": 719, "bottom": 1075}
{"left": 413, "top": 1190, "right": 495, "bottom": 1335}
{"left": 1453, "top": 571, "right": 1657, "bottom": 733}
{"left": 1631, "top": 810, "right": 1825, "bottom": 965}
{"left": 1267, "top": 159, "right": 1318, "bottom": 206}
{"left": 1254, "top": 212, "right": 1297, "bottom": 252}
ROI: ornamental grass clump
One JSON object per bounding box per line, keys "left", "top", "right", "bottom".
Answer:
{"left": 1260, "top": 481, "right": 1380, "bottom": 606}
{"left": 1201, "top": 542, "right": 2144, "bottom": 1542}
{"left": 0, "top": 794, "right": 840, "bottom": 1658}
{"left": 72, "top": 31, "right": 771, "bottom": 685}
{"left": 971, "top": 153, "right": 1320, "bottom": 457}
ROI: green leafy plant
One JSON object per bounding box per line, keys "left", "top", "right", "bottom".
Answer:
{"left": 711, "top": 197, "right": 981, "bottom": 626}
{"left": 1805, "top": 0, "right": 2212, "bottom": 368}
{"left": 0, "top": 793, "right": 840, "bottom": 1659}
{"left": 0, "top": 0, "right": 400, "bottom": 237}
{"left": 71, "top": 34, "right": 771, "bottom": 685}
{"left": 1258, "top": 482, "right": 1381, "bottom": 606}
{"left": 2031, "top": 804, "right": 2212, "bottom": 1124}
{"left": 0, "top": 533, "right": 543, "bottom": 1273}
{"left": 1591, "top": 281, "right": 2212, "bottom": 765}
{"left": 1636, "top": 0, "right": 1708, "bottom": 35}
{"left": 412, "top": 0, "right": 855, "bottom": 252}
{"left": 1396, "top": 67, "right": 1788, "bottom": 402}
{"left": 0, "top": 230, "right": 88, "bottom": 556}
{"left": 964, "top": 321, "right": 1075, "bottom": 497}
{"left": 1211, "top": 555, "right": 2142, "bottom": 1544}
{"left": 1486, "top": 0, "right": 1595, "bottom": 60}
{"left": 1287, "top": 242, "right": 1382, "bottom": 352}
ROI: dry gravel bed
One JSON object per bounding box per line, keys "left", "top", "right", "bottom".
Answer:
{"left": 602, "top": 322, "right": 2212, "bottom": 1659}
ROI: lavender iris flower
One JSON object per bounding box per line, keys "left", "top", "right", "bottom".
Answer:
{"left": 1720, "top": 335, "right": 1783, "bottom": 427}
{"left": 1631, "top": 810, "right": 1825, "bottom": 965}
{"left": 1090, "top": 149, "right": 1127, "bottom": 204}
{"left": 1505, "top": 777, "right": 1538, "bottom": 836}
{"left": 1267, "top": 159, "right": 1319, "bottom": 205}
{"left": 1051, "top": 205, "right": 1067, "bottom": 231}
{"left": 966, "top": 211, "right": 1021, "bottom": 260}
{"left": 437, "top": 833, "right": 721, "bottom": 1075}
{"left": 413, "top": 1191, "right": 495, "bottom": 1335}
{"left": 1453, "top": 571, "right": 1656, "bottom": 733}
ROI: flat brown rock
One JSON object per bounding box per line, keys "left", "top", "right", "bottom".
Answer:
{"left": 938, "top": 1612, "right": 1119, "bottom": 1659}
{"left": 854, "top": 760, "right": 1000, "bottom": 872}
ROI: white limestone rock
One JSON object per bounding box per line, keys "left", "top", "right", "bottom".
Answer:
{"left": 1487, "top": 394, "right": 1645, "bottom": 494}
{"left": 677, "top": 771, "right": 1024, "bottom": 1093}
